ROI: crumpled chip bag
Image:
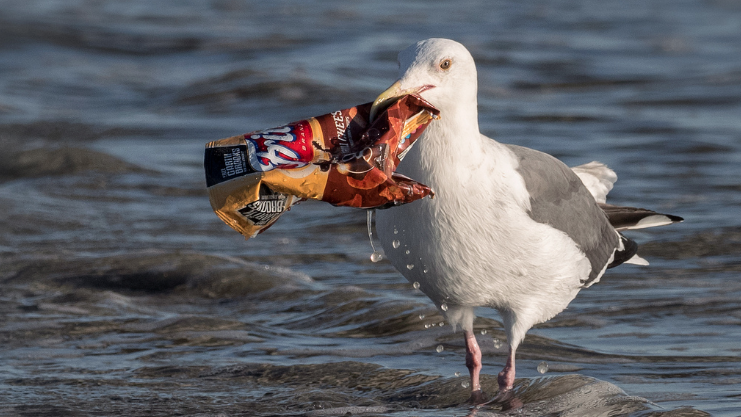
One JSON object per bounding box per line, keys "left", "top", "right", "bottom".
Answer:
{"left": 204, "top": 95, "right": 439, "bottom": 238}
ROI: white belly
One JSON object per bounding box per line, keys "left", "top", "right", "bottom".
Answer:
{"left": 375, "top": 149, "right": 590, "bottom": 328}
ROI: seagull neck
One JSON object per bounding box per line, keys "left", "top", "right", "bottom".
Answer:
{"left": 441, "top": 103, "right": 480, "bottom": 136}
{"left": 422, "top": 103, "right": 485, "bottom": 161}
{"left": 397, "top": 102, "right": 490, "bottom": 189}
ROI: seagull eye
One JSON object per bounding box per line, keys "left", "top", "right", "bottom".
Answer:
{"left": 439, "top": 58, "right": 452, "bottom": 71}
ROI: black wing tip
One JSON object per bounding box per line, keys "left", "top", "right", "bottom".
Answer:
{"left": 607, "top": 234, "right": 638, "bottom": 270}
{"left": 599, "top": 203, "right": 684, "bottom": 229}
{"left": 667, "top": 214, "right": 684, "bottom": 223}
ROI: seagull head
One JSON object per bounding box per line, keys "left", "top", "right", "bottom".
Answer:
{"left": 370, "top": 38, "right": 478, "bottom": 122}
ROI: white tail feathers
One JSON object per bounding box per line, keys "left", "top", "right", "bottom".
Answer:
{"left": 572, "top": 161, "right": 617, "bottom": 204}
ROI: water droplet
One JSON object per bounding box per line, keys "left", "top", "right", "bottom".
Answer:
{"left": 454, "top": 372, "right": 460, "bottom": 377}
{"left": 393, "top": 228, "right": 399, "bottom": 235}
{"left": 423, "top": 267, "right": 429, "bottom": 273}
{"left": 366, "top": 210, "right": 382, "bottom": 261}
{"left": 440, "top": 303, "right": 448, "bottom": 312}
{"left": 462, "top": 380, "right": 470, "bottom": 388}
{"left": 537, "top": 361, "right": 549, "bottom": 374}
{"left": 406, "top": 264, "right": 415, "bottom": 270}
{"left": 492, "top": 338, "right": 502, "bottom": 349}
{"left": 424, "top": 324, "right": 431, "bottom": 329}
{"left": 436, "top": 345, "right": 444, "bottom": 353}
{"left": 392, "top": 240, "right": 400, "bottom": 248}
{"left": 438, "top": 322, "right": 444, "bottom": 327}
{"left": 418, "top": 314, "right": 425, "bottom": 320}
{"left": 405, "top": 249, "right": 410, "bottom": 255}
{"left": 412, "top": 281, "right": 420, "bottom": 289}
{"left": 480, "top": 329, "right": 487, "bottom": 335}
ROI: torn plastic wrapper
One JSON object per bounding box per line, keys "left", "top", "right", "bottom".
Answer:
{"left": 204, "top": 94, "right": 439, "bottom": 239}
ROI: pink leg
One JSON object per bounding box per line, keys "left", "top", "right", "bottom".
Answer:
{"left": 464, "top": 331, "right": 486, "bottom": 403}
{"left": 497, "top": 346, "right": 516, "bottom": 391}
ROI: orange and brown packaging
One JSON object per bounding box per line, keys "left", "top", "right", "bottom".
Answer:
{"left": 204, "top": 95, "right": 439, "bottom": 238}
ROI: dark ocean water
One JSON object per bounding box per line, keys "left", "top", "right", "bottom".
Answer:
{"left": 1, "top": 0, "right": 741, "bottom": 415}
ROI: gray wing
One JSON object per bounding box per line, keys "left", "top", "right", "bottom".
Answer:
{"left": 506, "top": 144, "right": 618, "bottom": 285}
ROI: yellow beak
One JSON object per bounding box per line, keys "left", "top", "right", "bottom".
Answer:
{"left": 369, "top": 80, "right": 404, "bottom": 123}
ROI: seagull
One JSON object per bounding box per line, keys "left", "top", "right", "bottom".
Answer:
{"left": 369, "top": 38, "right": 682, "bottom": 403}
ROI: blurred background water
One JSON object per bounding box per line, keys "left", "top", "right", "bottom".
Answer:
{"left": 1, "top": 0, "right": 741, "bottom": 415}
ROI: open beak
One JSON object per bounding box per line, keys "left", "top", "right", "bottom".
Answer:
{"left": 369, "top": 80, "right": 434, "bottom": 122}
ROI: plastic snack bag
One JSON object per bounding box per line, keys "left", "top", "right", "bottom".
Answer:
{"left": 205, "top": 95, "right": 439, "bottom": 238}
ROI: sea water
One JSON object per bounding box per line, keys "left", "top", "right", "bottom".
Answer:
{"left": 1, "top": 0, "right": 741, "bottom": 415}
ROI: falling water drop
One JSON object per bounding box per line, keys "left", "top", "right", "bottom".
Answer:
{"left": 423, "top": 267, "right": 428, "bottom": 273}
{"left": 462, "top": 380, "right": 470, "bottom": 389}
{"left": 480, "top": 329, "right": 487, "bottom": 335}
{"left": 537, "top": 361, "right": 549, "bottom": 374}
{"left": 412, "top": 281, "right": 420, "bottom": 289}
{"left": 492, "top": 338, "right": 502, "bottom": 349}
{"left": 366, "top": 210, "right": 383, "bottom": 262}
{"left": 436, "top": 345, "right": 444, "bottom": 353}
{"left": 440, "top": 303, "right": 448, "bottom": 312}
{"left": 406, "top": 264, "right": 415, "bottom": 270}
{"left": 393, "top": 228, "right": 399, "bottom": 234}
{"left": 405, "top": 249, "right": 410, "bottom": 255}
{"left": 418, "top": 314, "right": 425, "bottom": 320}
{"left": 392, "top": 240, "right": 401, "bottom": 249}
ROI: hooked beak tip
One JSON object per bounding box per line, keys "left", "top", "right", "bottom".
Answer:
{"left": 369, "top": 81, "right": 435, "bottom": 122}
